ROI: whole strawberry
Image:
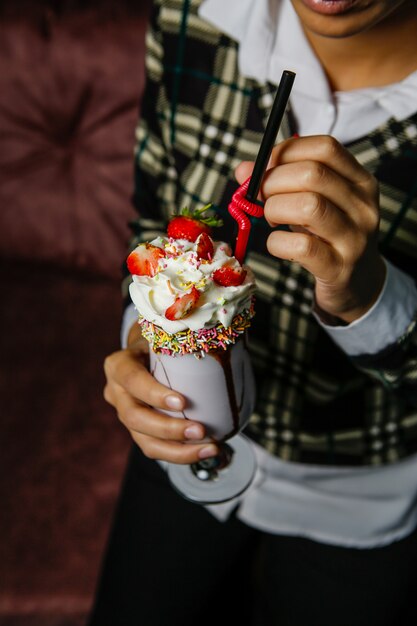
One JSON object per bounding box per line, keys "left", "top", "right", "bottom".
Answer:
{"left": 167, "top": 205, "right": 223, "bottom": 242}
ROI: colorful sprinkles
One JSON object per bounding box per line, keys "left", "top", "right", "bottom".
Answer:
{"left": 138, "top": 299, "right": 255, "bottom": 358}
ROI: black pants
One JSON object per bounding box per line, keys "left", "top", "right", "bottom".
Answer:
{"left": 89, "top": 446, "right": 417, "bottom": 626}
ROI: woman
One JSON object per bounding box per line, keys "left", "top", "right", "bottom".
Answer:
{"left": 90, "top": 1, "right": 417, "bottom": 624}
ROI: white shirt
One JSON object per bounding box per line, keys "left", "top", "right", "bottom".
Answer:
{"left": 200, "top": 0, "right": 417, "bottom": 143}
{"left": 124, "top": 0, "right": 417, "bottom": 548}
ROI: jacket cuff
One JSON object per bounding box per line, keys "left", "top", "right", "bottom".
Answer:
{"left": 314, "top": 259, "right": 417, "bottom": 357}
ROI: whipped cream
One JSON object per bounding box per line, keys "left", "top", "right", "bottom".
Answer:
{"left": 129, "top": 236, "right": 256, "bottom": 334}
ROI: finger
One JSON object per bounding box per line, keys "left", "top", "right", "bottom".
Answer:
{"left": 235, "top": 161, "right": 254, "bottom": 186}
{"left": 113, "top": 383, "right": 206, "bottom": 442}
{"left": 268, "top": 135, "right": 375, "bottom": 188}
{"left": 104, "top": 350, "right": 185, "bottom": 412}
{"left": 262, "top": 161, "right": 372, "bottom": 224}
{"left": 267, "top": 229, "right": 344, "bottom": 284}
{"left": 131, "top": 431, "right": 219, "bottom": 465}
{"left": 234, "top": 161, "right": 269, "bottom": 202}
{"left": 264, "top": 191, "right": 356, "bottom": 244}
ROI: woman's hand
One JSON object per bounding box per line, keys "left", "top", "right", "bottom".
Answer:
{"left": 236, "top": 135, "right": 386, "bottom": 324}
{"left": 103, "top": 324, "right": 218, "bottom": 464}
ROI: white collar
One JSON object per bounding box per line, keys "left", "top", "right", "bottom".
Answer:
{"left": 199, "top": 0, "right": 417, "bottom": 123}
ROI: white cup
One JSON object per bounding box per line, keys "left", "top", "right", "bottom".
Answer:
{"left": 149, "top": 337, "right": 256, "bottom": 442}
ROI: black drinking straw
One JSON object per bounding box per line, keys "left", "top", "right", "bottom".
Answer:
{"left": 245, "top": 70, "right": 296, "bottom": 203}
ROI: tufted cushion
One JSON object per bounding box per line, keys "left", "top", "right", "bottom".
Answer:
{"left": 0, "top": 261, "right": 131, "bottom": 621}
{"left": 0, "top": 10, "right": 146, "bottom": 278}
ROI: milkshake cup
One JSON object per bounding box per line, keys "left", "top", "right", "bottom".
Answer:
{"left": 127, "top": 208, "right": 257, "bottom": 502}
{"left": 149, "top": 333, "right": 255, "bottom": 442}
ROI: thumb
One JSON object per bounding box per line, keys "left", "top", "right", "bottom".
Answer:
{"left": 234, "top": 161, "right": 254, "bottom": 185}
{"left": 235, "top": 161, "right": 267, "bottom": 202}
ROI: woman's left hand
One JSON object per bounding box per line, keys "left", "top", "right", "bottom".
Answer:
{"left": 235, "top": 135, "right": 386, "bottom": 324}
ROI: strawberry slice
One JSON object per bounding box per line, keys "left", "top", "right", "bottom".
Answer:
{"left": 167, "top": 205, "right": 223, "bottom": 243}
{"left": 127, "top": 243, "right": 166, "bottom": 277}
{"left": 196, "top": 232, "right": 214, "bottom": 260}
{"left": 165, "top": 286, "right": 200, "bottom": 320}
{"left": 213, "top": 265, "right": 247, "bottom": 287}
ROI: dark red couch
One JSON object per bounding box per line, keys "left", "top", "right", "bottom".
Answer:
{"left": 0, "top": 2, "right": 149, "bottom": 624}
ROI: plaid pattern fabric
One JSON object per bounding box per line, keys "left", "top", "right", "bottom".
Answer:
{"left": 126, "top": 0, "right": 417, "bottom": 466}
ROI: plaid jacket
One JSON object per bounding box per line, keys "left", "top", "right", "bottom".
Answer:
{"left": 126, "top": 0, "right": 417, "bottom": 466}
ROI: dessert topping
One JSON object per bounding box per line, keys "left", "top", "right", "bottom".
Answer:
{"left": 167, "top": 205, "right": 222, "bottom": 242}
{"left": 196, "top": 232, "right": 214, "bottom": 260}
{"left": 213, "top": 265, "right": 247, "bottom": 287}
{"left": 165, "top": 285, "right": 200, "bottom": 321}
{"left": 127, "top": 243, "right": 166, "bottom": 277}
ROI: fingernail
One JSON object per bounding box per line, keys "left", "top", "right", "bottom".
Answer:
{"left": 198, "top": 445, "right": 218, "bottom": 460}
{"left": 165, "top": 395, "right": 183, "bottom": 410}
{"left": 184, "top": 425, "right": 203, "bottom": 440}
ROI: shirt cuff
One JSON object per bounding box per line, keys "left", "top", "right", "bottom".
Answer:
{"left": 121, "top": 303, "right": 138, "bottom": 349}
{"left": 314, "top": 259, "right": 417, "bottom": 357}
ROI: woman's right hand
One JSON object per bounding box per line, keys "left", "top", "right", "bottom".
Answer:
{"left": 103, "top": 325, "right": 219, "bottom": 464}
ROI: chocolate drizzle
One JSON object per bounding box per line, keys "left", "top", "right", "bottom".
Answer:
{"left": 209, "top": 347, "right": 245, "bottom": 439}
